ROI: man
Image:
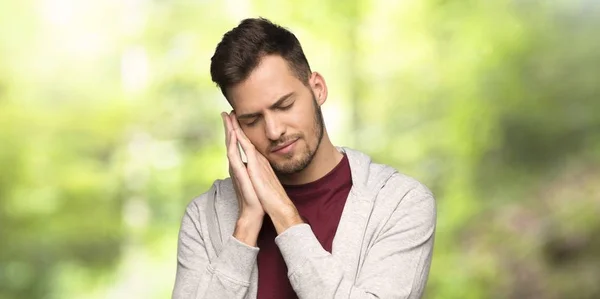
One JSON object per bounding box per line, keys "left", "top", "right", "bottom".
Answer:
{"left": 172, "top": 17, "right": 436, "bottom": 299}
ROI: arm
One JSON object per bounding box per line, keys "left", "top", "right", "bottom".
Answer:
{"left": 275, "top": 189, "right": 436, "bottom": 299}
{"left": 172, "top": 112, "right": 265, "bottom": 299}
{"left": 227, "top": 113, "right": 436, "bottom": 297}
{"left": 172, "top": 202, "right": 260, "bottom": 299}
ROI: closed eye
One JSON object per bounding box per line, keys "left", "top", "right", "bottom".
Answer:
{"left": 278, "top": 102, "right": 294, "bottom": 110}
{"left": 245, "top": 118, "right": 259, "bottom": 127}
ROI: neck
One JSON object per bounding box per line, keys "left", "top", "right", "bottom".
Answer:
{"left": 277, "top": 130, "right": 343, "bottom": 185}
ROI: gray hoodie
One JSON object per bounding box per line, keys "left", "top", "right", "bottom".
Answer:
{"left": 172, "top": 147, "right": 436, "bottom": 299}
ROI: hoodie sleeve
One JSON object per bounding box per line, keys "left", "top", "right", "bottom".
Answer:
{"left": 172, "top": 198, "right": 259, "bottom": 299}
{"left": 274, "top": 185, "right": 436, "bottom": 299}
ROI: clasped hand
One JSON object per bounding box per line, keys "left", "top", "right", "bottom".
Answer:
{"left": 221, "top": 112, "right": 302, "bottom": 233}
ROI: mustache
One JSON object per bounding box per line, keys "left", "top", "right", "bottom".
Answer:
{"left": 269, "top": 134, "right": 302, "bottom": 150}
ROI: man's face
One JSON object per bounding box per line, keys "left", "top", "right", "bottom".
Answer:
{"left": 228, "top": 55, "right": 324, "bottom": 175}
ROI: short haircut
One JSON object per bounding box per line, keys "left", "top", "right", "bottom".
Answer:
{"left": 210, "top": 17, "right": 312, "bottom": 100}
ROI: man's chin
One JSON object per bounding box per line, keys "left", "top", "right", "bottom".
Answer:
{"left": 268, "top": 143, "right": 315, "bottom": 175}
{"left": 271, "top": 159, "right": 304, "bottom": 175}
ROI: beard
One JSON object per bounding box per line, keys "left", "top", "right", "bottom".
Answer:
{"left": 270, "top": 93, "right": 324, "bottom": 175}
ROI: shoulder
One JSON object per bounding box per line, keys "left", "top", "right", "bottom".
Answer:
{"left": 384, "top": 169, "right": 433, "bottom": 200}
{"left": 370, "top": 163, "right": 436, "bottom": 216}
{"left": 365, "top": 166, "right": 437, "bottom": 239}
{"left": 343, "top": 146, "right": 434, "bottom": 206}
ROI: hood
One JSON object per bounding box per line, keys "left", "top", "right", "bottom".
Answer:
{"left": 338, "top": 146, "right": 398, "bottom": 200}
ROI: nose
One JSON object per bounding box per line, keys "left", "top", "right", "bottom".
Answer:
{"left": 264, "top": 112, "right": 285, "bottom": 141}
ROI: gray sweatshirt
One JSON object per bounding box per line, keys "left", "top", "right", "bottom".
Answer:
{"left": 172, "top": 147, "right": 436, "bottom": 299}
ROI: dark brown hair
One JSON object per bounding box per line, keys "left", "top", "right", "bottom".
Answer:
{"left": 210, "top": 17, "right": 312, "bottom": 100}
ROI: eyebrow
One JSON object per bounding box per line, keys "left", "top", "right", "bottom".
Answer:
{"left": 236, "top": 92, "right": 295, "bottom": 120}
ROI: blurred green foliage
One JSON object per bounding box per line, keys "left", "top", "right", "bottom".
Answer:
{"left": 0, "top": 0, "right": 599, "bottom": 298}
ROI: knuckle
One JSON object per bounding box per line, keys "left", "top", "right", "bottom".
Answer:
{"left": 227, "top": 148, "right": 236, "bottom": 159}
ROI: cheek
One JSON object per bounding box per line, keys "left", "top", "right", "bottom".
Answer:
{"left": 245, "top": 128, "right": 269, "bottom": 151}
{"left": 243, "top": 128, "right": 261, "bottom": 144}
{"left": 297, "top": 104, "right": 318, "bottom": 131}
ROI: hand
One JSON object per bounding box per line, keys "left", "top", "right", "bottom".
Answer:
{"left": 229, "top": 113, "right": 304, "bottom": 234}
{"left": 222, "top": 112, "right": 263, "bottom": 246}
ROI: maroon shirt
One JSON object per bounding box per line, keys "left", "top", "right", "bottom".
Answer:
{"left": 256, "top": 154, "right": 353, "bottom": 299}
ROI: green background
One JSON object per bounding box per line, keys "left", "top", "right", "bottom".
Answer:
{"left": 1, "top": 0, "right": 599, "bottom": 298}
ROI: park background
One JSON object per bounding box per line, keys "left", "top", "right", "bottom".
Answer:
{"left": 1, "top": 0, "right": 599, "bottom": 298}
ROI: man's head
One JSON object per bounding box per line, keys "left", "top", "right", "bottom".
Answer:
{"left": 210, "top": 18, "right": 328, "bottom": 175}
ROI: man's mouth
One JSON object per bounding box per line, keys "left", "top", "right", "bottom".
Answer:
{"left": 271, "top": 138, "right": 299, "bottom": 153}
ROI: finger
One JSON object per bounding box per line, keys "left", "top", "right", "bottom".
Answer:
{"left": 227, "top": 130, "right": 248, "bottom": 181}
{"left": 236, "top": 130, "right": 255, "bottom": 164}
{"left": 227, "top": 129, "right": 242, "bottom": 169}
{"left": 228, "top": 129, "right": 250, "bottom": 172}
{"left": 230, "top": 112, "right": 251, "bottom": 145}
{"left": 230, "top": 114, "right": 256, "bottom": 161}
{"left": 227, "top": 130, "right": 258, "bottom": 199}
{"left": 230, "top": 113, "right": 250, "bottom": 141}
{"left": 230, "top": 110, "right": 241, "bottom": 131}
{"left": 221, "top": 112, "right": 230, "bottom": 147}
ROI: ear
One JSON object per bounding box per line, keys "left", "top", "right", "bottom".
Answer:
{"left": 309, "top": 72, "right": 328, "bottom": 106}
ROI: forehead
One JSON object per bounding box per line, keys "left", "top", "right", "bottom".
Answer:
{"left": 228, "top": 55, "right": 305, "bottom": 112}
